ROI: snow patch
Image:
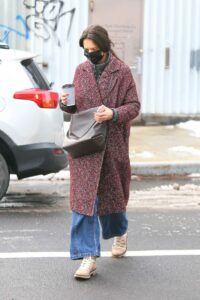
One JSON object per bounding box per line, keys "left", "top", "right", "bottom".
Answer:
{"left": 188, "top": 173, "right": 200, "bottom": 178}
{"left": 169, "top": 146, "right": 200, "bottom": 156}
{"left": 10, "top": 170, "right": 70, "bottom": 181}
{"left": 176, "top": 120, "right": 200, "bottom": 137}
{"left": 165, "top": 125, "right": 174, "bottom": 129}
{"left": 135, "top": 151, "right": 155, "bottom": 158}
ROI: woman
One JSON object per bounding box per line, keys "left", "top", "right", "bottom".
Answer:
{"left": 60, "top": 25, "right": 140, "bottom": 279}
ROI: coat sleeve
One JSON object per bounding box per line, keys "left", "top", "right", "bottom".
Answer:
{"left": 115, "top": 67, "right": 140, "bottom": 124}
{"left": 59, "top": 101, "right": 77, "bottom": 113}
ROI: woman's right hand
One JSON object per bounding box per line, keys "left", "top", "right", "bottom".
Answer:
{"left": 60, "top": 93, "right": 68, "bottom": 106}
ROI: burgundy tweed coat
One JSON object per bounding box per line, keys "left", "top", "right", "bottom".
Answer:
{"left": 61, "top": 53, "right": 140, "bottom": 216}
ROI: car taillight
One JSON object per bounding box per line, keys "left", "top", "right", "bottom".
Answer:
{"left": 13, "top": 88, "right": 59, "bottom": 108}
{"left": 53, "top": 148, "right": 65, "bottom": 155}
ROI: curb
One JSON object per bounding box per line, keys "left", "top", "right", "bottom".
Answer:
{"left": 10, "top": 161, "right": 200, "bottom": 181}
{"left": 131, "top": 161, "right": 200, "bottom": 176}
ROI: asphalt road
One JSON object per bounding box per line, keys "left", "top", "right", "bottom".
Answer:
{"left": 1, "top": 176, "right": 200, "bottom": 300}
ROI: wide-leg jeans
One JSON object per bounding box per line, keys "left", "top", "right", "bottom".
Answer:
{"left": 70, "top": 197, "right": 128, "bottom": 260}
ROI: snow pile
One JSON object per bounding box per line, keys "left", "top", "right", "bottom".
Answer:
{"left": 147, "top": 183, "right": 200, "bottom": 192}
{"left": 176, "top": 120, "right": 200, "bottom": 137}
{"left": 151, "top": 184, "right": 175, "bottom": 191}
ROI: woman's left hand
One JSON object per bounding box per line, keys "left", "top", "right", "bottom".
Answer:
{"left": 94, "top": 105, "right": 113, "bottom": 123}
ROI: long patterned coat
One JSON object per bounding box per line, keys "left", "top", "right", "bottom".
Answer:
{"left": 60, "top": 53, "right": 140, "bottom": 216}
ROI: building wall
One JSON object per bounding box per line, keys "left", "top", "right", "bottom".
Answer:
{"left": 1, "top": 0, "right": 199, "bottom": 117}
{"left": 142, "top": 0, "right": 200, "bottom": 115}
{"left": 0, "top": 0, "right": 88, "bottom": 91}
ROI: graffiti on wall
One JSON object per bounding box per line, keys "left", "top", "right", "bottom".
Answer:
{"left": 0, "top": 15, "right": 29, "bottom": 43}
{"left": 0, "top": 0, "right": 76, "bottom": 46}
{"left": 24, "top": 0, "right": 75, "bottom": 46}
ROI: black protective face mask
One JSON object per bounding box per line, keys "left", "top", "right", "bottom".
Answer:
{"left": 84, "top": 50, "right": 103, "bottom": 64}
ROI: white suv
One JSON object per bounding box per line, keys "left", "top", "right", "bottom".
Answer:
{"left": 0, "top": 43, "right": 68, "bottom": 199}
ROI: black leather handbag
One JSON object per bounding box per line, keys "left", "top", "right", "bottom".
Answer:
{"left": 64, "top": 106, "right": 107, "bottom": 158}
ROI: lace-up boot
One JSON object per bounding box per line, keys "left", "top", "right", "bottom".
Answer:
{"left": 74, "top": 256, "right": 97, "bottom": 279}
{"left": 112, "top": 232, "right": 128, "bottom": 257}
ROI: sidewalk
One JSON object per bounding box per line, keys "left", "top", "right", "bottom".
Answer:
{"left": 10, "top": 120, "right": 200, "bottom": 181}
{"left": 130, "top": 120, "right": 200, "bottom": 176}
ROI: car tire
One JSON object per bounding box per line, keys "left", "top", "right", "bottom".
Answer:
{"left": 0, "top": 153, "right": 10, "bottom": 200}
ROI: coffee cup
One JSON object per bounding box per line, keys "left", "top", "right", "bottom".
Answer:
{"left": 62, "top": 84, "right": 75, "bottom": 106}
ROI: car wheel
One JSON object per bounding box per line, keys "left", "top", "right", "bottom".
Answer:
{"left": 0, "top": 153, "right": 10, "bottom": 200}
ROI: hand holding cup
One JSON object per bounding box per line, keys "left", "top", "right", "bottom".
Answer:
{"left": 61, "top": 84, "right": 75, "bottom": 107}
{"left": 60, "top": 93, "right": 68, "bottom": 106}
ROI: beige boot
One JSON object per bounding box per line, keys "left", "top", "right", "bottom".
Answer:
{"left": 112, "top": 232, "right": 128, "bottom": 257}
{"left": 74, "top": 256, "right": 97, "bottom": 279}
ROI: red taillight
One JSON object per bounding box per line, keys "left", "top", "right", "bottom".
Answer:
{"left": 53, "top": 148, "right": 65, "bottom": 155}
{"left": 13, "top": 88, "right": 59, "bottom": 108}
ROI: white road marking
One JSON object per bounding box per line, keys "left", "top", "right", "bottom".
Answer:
{"left": 0, "top": 250, "right": 200, "bottom": 259}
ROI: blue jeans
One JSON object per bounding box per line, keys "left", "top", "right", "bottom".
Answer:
{"left": 70, "top": 197, "right": 128, "bottom": 260}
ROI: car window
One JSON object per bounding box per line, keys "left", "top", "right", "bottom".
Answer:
{"left": 21, "top": 59, "right": 50, "bottom": 90}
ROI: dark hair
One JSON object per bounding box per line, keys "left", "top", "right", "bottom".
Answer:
{"left": 79, "top": 25, "right": 120, "bottom": 59}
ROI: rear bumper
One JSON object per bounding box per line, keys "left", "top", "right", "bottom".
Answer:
{"left": 12, "top": 143, "right": 68, "bottom": 179}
